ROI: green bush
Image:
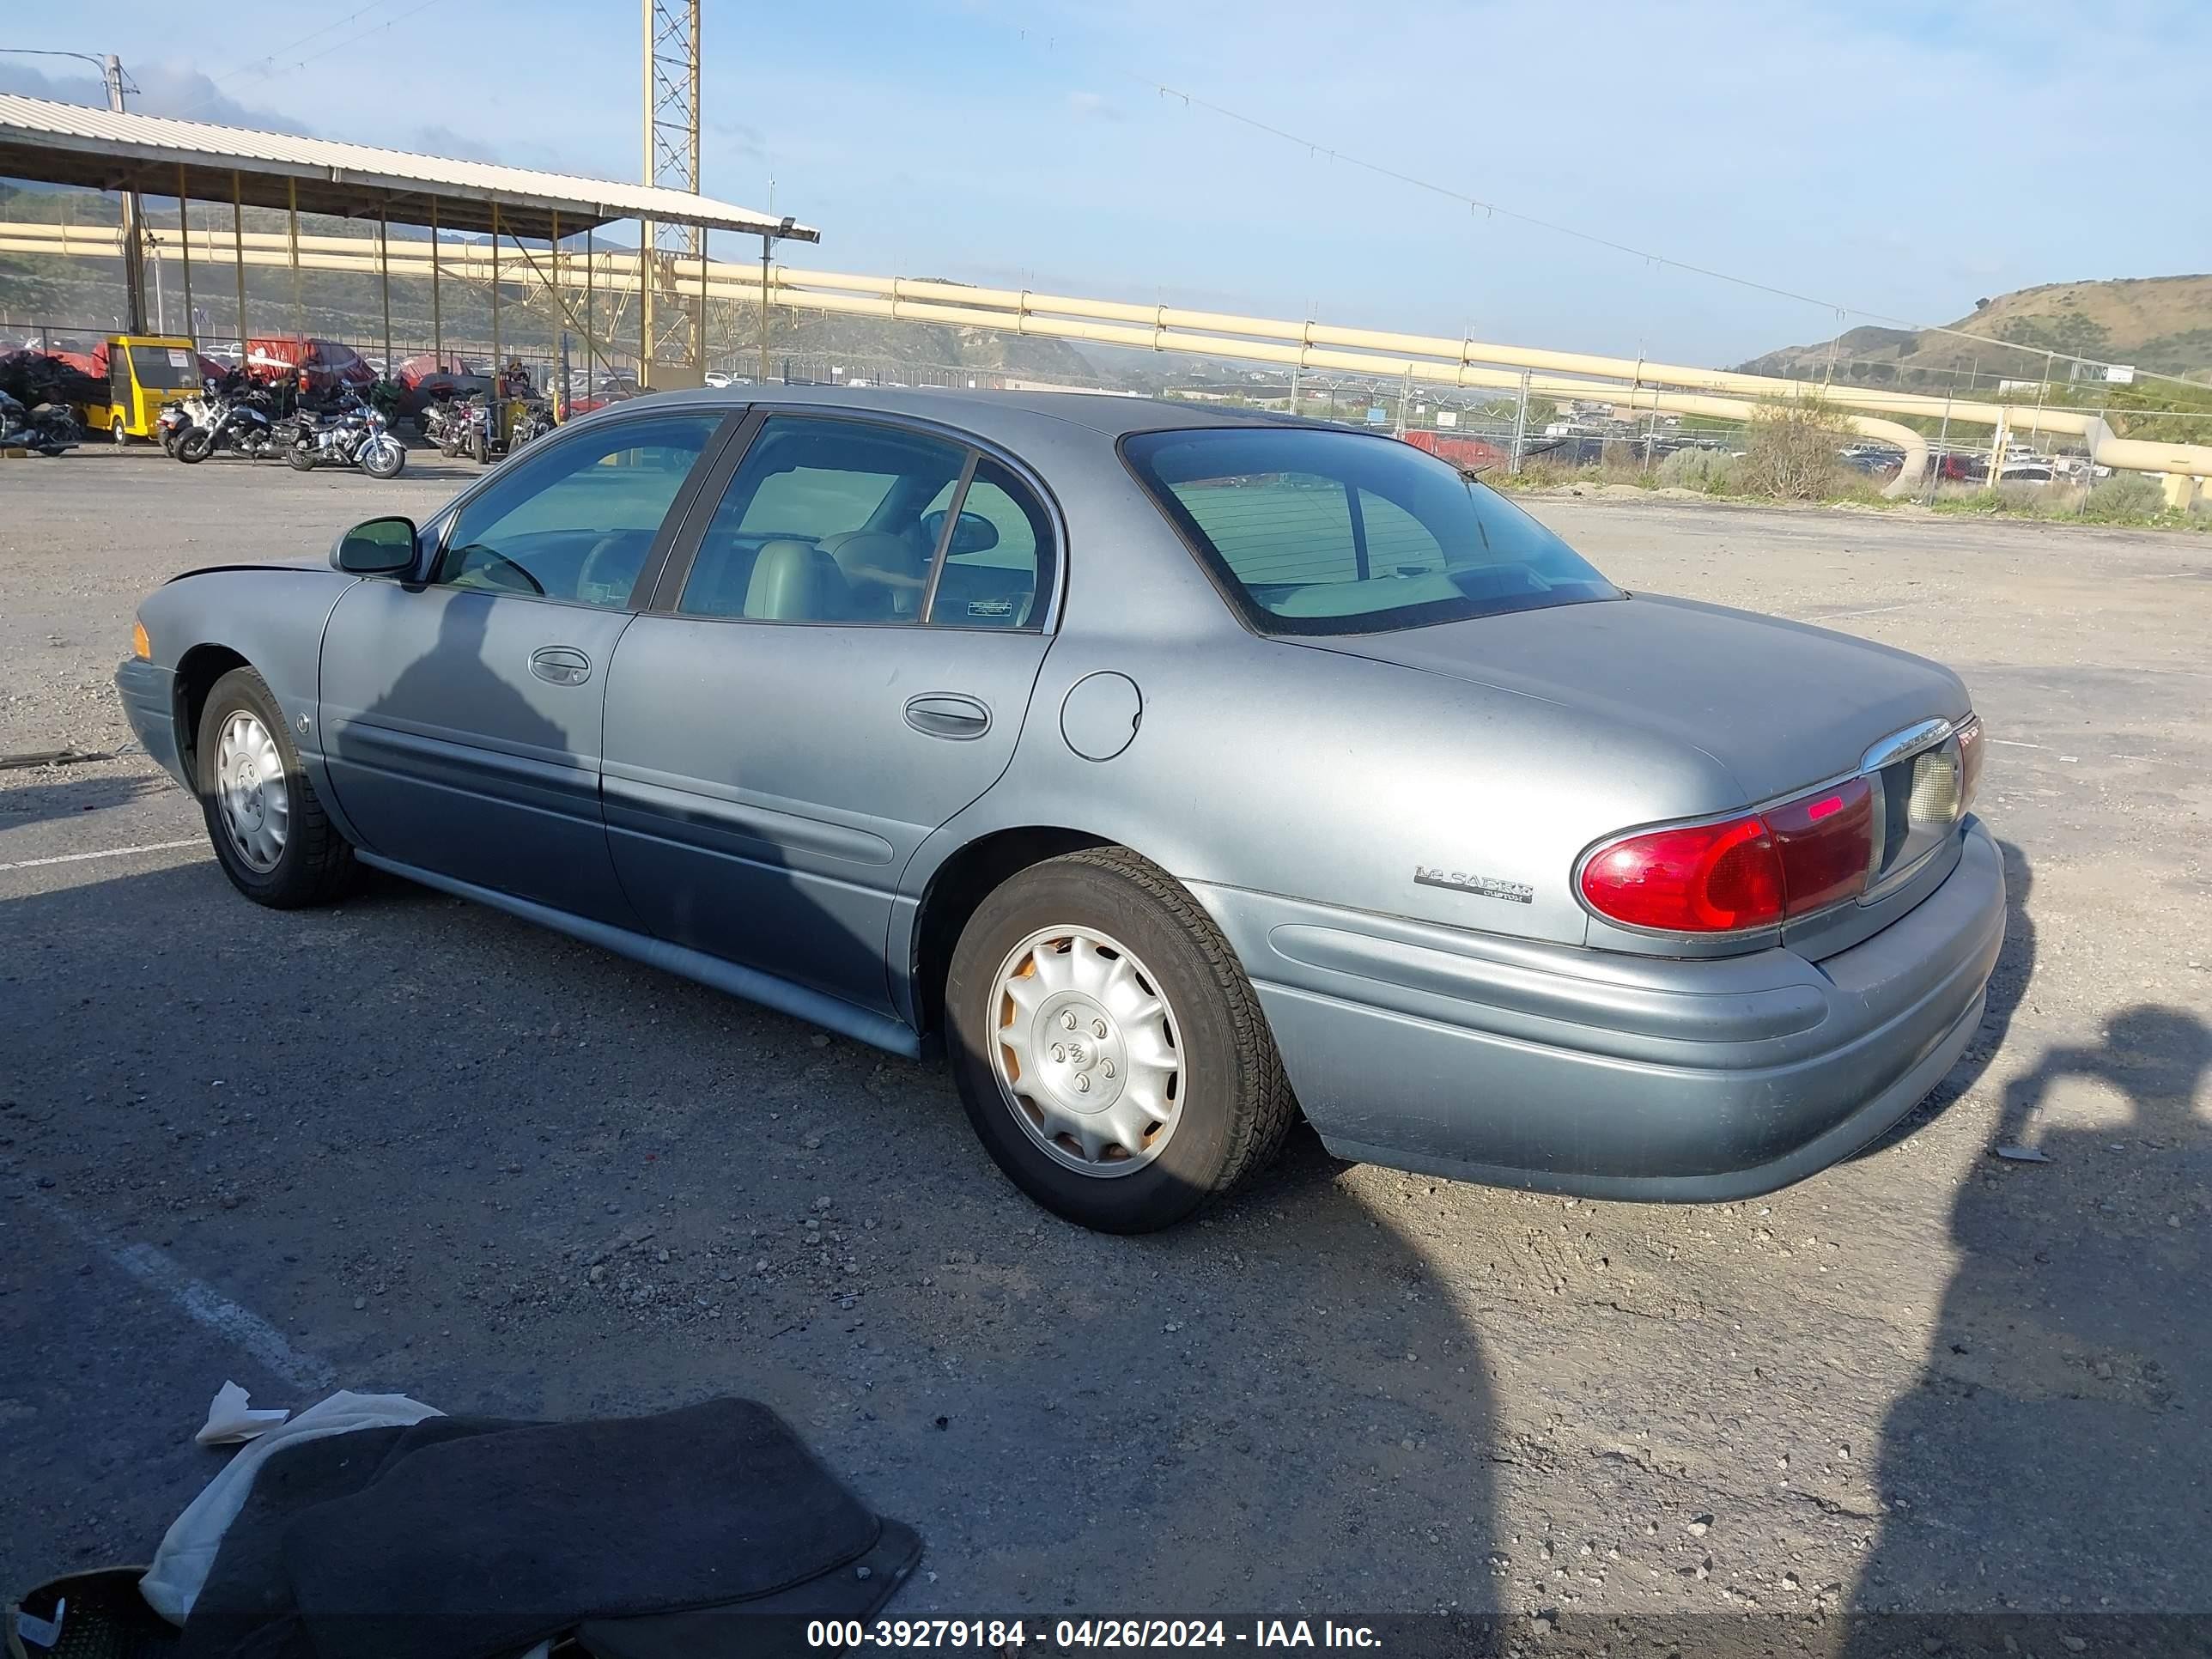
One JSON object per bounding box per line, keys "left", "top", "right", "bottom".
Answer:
{"left": 2081, "top": 473, "right": 2167, "bottom": 520}
{"left": 1736, "top": 398, "right": 1850, "bottom": 501}
{"left": 1656, "top": 447, "right": 1739, "bottom": 491}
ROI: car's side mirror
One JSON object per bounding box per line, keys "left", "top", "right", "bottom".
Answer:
{"left": 923, "top": 508, "right": 1000, "bottom": 557}
{"left": 332, "top": 515, "right": 418, "bottom": 575}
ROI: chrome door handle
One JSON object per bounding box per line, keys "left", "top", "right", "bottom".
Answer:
{"left": 903, "top": 693, "right": 991, "bottom": 739}
{"left": 530, "top": 646, "right": 592, "bottom": 686}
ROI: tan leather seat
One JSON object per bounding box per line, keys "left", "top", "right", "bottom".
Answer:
{"left": 744, "top": 538, "right": 837, "bottom": 620}
{"left": 817, "top": 529, "right": 927, "bottom": 618}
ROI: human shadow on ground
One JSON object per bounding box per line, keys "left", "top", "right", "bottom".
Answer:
{"left": 1848, "top": 992, "right": 2212, "bottom": 1644}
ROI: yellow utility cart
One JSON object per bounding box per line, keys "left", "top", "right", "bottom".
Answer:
{"left": 83, "top": 335, "right": 204, "bottom": 444}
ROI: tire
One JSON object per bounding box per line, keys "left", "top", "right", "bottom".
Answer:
{"left": 194, "top": 666, "right": 356, "bottom": 909}
{"left": 471, "top": 425, "right": 489, "bottom": 466}
{"left": 284, "top": 438, "right": 318, "bottom": 471}
{"left": 174, "top": 428, "right": 214, "bottom": 464}
{"left": 361, "top": 436, "right": 404, "bottom": 479}
{"left": 944, "top": 847, "right": 1297, "bottom": 1232}
{"left": 111, "top": 416, "right": 126, "bottom": 446}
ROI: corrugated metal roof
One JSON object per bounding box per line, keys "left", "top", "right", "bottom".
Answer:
{"left": 0, "top": 94, "right": 818, "bottom": 243}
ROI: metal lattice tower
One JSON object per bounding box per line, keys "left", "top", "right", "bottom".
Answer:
{"left": 641, "top": 0, "right": 702, "bottom": 371}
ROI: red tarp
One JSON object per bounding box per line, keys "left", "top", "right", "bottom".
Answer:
{"left": 397, "top": 352, "right": 485, "bottom": 387}
{"left": 1401, "top": 429, "right": 1508, "bottom": 471}
{"left": 243, "top": 337, "right": 377, "bottom": 387}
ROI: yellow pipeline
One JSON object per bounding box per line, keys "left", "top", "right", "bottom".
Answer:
{"left": 9, "top": 217, "right": 2202, "bottom": 484}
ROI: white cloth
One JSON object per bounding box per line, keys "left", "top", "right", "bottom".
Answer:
{"left": 140, "top": 1389, "right": 442, "bottom": 1625}
{"left": 195, "top": 1381, "right": 289, "bottom": 1447}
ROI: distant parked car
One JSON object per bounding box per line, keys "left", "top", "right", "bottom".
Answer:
{"left": 703, "top": 371, "right": 732, "bottom": 388}
{"left": 116, "top": 387, "right": 2002, "bottom": 1232}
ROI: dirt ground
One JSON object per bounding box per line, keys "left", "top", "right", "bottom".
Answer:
{"left": 1, "top": 447, "right": 2206, "bottom": 1641}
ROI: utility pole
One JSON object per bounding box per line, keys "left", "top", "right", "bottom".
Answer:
{"left": 1510, "top": 368, "right": 1530, "bottom": 474}
{"left": 106, "top": 55, "right": 149, "bottom": 334}
{"left": 641, "top": 0, "right": 702, "bottom": 384}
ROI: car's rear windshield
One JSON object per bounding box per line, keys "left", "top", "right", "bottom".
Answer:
{"left": 1123, "top": 425, "right": 1620, "bottom": 635}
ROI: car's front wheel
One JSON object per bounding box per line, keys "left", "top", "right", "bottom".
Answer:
{"left": 945, "top": 848, "right": 1296, "bottom": 1232}
{"left": 194, "top": 666, "right": 357, "bottom": 908}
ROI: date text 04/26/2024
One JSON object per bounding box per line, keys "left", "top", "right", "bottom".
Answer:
{"left": 805, "top": 1620, "right": 1382, "bottom": 1650}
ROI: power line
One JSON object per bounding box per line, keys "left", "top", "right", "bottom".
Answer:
{"left": 165, "top": 0, "right": 408, "bottom": 120}
{"left": 1019, "top": 29, "right": 2208, "bottom": 392}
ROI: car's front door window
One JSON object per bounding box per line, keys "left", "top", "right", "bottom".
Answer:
{"left": 432, "top": 414, "right": 722, "bottom": 607}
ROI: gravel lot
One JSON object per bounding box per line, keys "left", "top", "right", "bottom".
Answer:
{"left": 2, "top": 447, "right": 2207, "bottom": 1634}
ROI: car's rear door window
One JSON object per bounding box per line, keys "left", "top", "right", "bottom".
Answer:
{"left": 676, "top": 416, "right": 968, "bottom": 623}
{"left": 1124, "top": 426, "right": 1619, "bottom": 635}
{"left": 923, "top": 459, "right": 1054, "bottom": 629}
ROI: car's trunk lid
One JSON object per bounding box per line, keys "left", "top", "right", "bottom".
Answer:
{"left": 1300, "top": 592, "right": 1970, "bottom": 805}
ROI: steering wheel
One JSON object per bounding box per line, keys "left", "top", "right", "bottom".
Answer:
{"left": 450, "top": 544, "right": 546, "bottom": 595}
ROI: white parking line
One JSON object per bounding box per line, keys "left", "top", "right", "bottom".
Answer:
{"left": 0, "top": 838, "right": 202, "bottom": 872}
{"left": 6, "top": 1162, "right": 334, "bottom": 1392}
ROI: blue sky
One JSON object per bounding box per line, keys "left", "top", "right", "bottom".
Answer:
{"left": 5, "top": 0, "right": 2206, "bottom": 363}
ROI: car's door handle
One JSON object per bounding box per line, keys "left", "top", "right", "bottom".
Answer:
{"left": 530, "top": 646, "right": 592, "bottom": 687}
{"left": 903, "top": 693, "right": 991, "bottom": 740}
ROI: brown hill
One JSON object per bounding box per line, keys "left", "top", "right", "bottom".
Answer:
{"left": 1738, "top": 275, "right": 2212, "bottom": 387}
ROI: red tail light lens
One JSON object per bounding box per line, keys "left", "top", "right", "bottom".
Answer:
{"left": 1954, "top": 715, "right": 1984, "bottom": 815}
{"left": 1582, "top": 775, "right": 1880, "bottom": 933}
{"left": 1764, "top": 775, "right": 1875, "bottom": 916}
{"left": 1579, "top": 815, "right": 1784, "bottom": 932}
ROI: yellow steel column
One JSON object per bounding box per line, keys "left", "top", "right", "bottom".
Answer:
{"left": 430, "top": 198, "right": 443, "bottom": 362}
{"left": 550, "top": 210, "right": 561, "bottom": 418}
{"left": 585, "top": 226, "right": 597, "bottom": 389}
{"left": 285, "top": 178, "right": 303, "bottom": 341}
{"left": 378, "top": 207, "right": 391, "bottom": 372}
{"left": 176, "top": 165, "right": 195, "bottom": 349}
{"left": 231, "top": 171, "right": 247, "bottom": 366}
{"left": 490, "top": 200, "right": 502, "bottom": 391}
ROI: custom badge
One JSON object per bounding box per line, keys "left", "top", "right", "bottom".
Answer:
{"left": 1414, "top": 866, "right": 1534, "bottom": 903}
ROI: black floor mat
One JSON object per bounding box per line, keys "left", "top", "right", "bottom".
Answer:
{"left": 174, "top": 1398, "right": 915, "bottom": 1659}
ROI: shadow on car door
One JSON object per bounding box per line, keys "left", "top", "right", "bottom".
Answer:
{"left": 319, "top": 410, "right": 732, "bottom": 926}
{"left": 601, "top": 412, "right": 1059, "bottom": 1016}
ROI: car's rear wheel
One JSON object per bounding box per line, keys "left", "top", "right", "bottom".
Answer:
{"left": 195, "top": 666, "right": 356, "bottom": 908}
{"left": 945, "top": 847, "right": 1296, "bottom": 1232}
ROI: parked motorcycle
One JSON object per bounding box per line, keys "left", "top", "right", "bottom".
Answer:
{"left": 155, "top": 398, "right": 196, "bottom": 458}
{"left": 174, "top": 386, "right": 277, "bottom": 463}
{"left": 511, "top": 399, "right": 555, "bottom": 450}
{"left": 422, "top": 392, "right": 474, "bottom": 457}
{"left": 0, "top": 387, "right": 77, "bottom": 454}
{"left": 283, "top": 398, "right": 406, "bottom": 479}
{"left": 442, "top": 393, "right": 496, "bottom": 465}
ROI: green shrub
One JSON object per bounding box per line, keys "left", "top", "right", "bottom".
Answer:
{"left": 2081, "top": 473, "right": 2167, "bottom": 520}
{"left": 1737, "top": 398, "right": 1850, "bottom": 501}
{"left": 1656, "top": 447, "right": 1739, "bottom": 492}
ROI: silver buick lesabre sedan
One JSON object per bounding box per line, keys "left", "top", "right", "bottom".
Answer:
{"left": 117, "top": 387, "right": 2003, "bottom": 1231}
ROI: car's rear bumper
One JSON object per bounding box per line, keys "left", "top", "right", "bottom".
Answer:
{"left": 114, "top": 657, "right": 187, "bottom": 787}
{"left": 1193, "top": 817, "right": 2006, "bottom": 1202}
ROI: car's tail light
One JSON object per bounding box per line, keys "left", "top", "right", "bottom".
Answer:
{"left": 1579, "top": 815, "right": 1784, "bottom": 932}
{"left": 1582, "top": 775, "right": 1880, "bottom": 934}
{"left": 1954, "top": 715, "right": 1984, "bottom": 816}
{"left": 1764, "top": 775, "right": 1876, "bottom": 915}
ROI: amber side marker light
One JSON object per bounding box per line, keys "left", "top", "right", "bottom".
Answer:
{"left": 131, "top": 622, "right": 152, "bottom": 660}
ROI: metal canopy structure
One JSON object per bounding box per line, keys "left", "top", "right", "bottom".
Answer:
{"left": 0, "top": 93, "right": 818, "bottom": 244}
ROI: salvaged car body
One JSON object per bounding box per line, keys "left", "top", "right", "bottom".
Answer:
{"left": 117, "top": 387, "right": 2003, "bottom": 1231}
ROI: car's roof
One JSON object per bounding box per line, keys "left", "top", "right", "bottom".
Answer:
{"left": 651, "top": 381, "right": 1328, "bottom": 444}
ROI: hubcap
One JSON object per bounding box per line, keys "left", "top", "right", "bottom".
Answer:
{"left": 214, "top": 711, "right": 288, "bottom": 872}
{"left": 990, "top": 926, "right": 1182, "bottom": 1177}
